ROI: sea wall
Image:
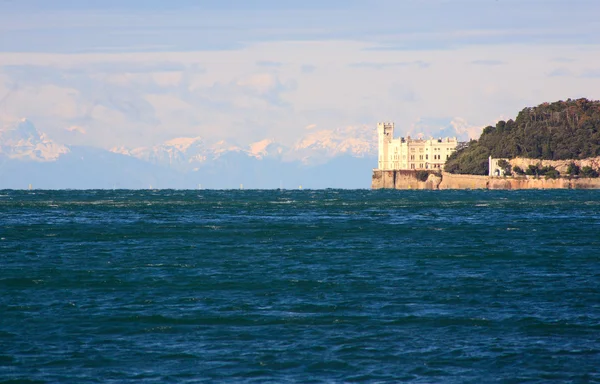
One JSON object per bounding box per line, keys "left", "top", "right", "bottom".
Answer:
{"left": 371, "top": 170, "right": 441, "bottom": 190}
{"left": 372, "top": 170, "right": 600, "bottom": 190}
{"left": 438, "top": 173, "right": 488, "bottom": 190}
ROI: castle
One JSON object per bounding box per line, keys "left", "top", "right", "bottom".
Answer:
{"left": 377, "top": 122, "right": 458, "bottom": 171}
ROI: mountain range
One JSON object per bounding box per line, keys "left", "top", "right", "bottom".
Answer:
{"left": 0, "top": 119, "right": 379, "bottom": 189}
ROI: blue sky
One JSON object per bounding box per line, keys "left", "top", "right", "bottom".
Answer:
{"left": 1, "top": 0, "right": 599, "bottom": 149}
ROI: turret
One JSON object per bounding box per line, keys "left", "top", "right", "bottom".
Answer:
{"left": 377, "top": 122, "right": 394, "bottom": 170}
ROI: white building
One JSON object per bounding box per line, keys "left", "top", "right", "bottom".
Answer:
{"left": 488, "top": 156, "right": 510, "bottom": 176}
{"left": 377, "top": 122, "right": 458, "bottom": 171}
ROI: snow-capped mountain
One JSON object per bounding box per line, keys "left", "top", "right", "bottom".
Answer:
{"left": 111, "top": 137, "right": 250, "bottom": 171}
{"left": 0, "top": 118, "right": 379, "bottom": 188}
{"left": 248, "top": 139, "right": 285, "bottom": 159}
{"left": 111, "top": 136, "right": 207, "bottom": 169}
{"left": 112, "top": 137, "right": 288, "bottom": 169}
{"left": 0, "top": 119, "right": 69, "bottom": 162}
{"left": 110, "top": 125, "right": 377, "bottom": 168}
{"left": 288, "top": 125, "right": 377, "bottom": 163}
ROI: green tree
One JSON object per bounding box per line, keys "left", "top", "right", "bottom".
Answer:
{"left": 497, "top": 159, "right": 512, "bottom": 176}
{"left": 446, "top": 98, "right": 600, "bottom": 174}
{"left": 513, "top": 165, "right": 525, "bottom": 175}
{"left": 580, "top": 166, "right": 599, "bottom": 178}
{"left": 525, "top": 165, "right": 539, "bottom": 176}
{"left": 544, "top": 168, "right": 560, "bottom": 179}
{"left": 566, "top": 162, "right": 580, "bottom": 176}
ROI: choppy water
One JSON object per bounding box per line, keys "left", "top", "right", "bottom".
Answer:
{"left": 1, "top": 189, "right": 599, "bottom": 383}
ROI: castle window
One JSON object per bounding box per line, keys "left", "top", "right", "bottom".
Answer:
{"left": 426, "top": 155, "right": 429, "bottom": 160}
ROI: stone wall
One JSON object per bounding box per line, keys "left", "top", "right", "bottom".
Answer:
{"left": 371, "top": 170, "right": 441, "bottom": 190}
{"left": 438, "top": 173, "right": 488, "bottom": 190}
{"left": 487, "top": 177, "right": 567, "bottom": 189}
{"left": 372, "top": 169, "right": 600, "bottom": 190}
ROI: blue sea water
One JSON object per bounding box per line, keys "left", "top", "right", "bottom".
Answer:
{"left": 1, "top": 189, "right": 599, "bottom": 383}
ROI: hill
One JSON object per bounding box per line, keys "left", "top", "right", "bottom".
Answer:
{"left": 445, "top": 98, "right": 600, "bottom": 175}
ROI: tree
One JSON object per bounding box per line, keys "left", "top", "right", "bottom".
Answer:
{"left": 497, "top": 159, "right": 512, "bottom": 176}
{"left": 513, "top": 165, "right": 525, "bottom": 175}
{"left": 446, "top": 98, "right": 600, "bottom": 174}
{"left": 566, "top": 162, "right": 580, "bottom": 176}
{"left": 526, "top": 164, "right": 539, "bottom": 176}
{"left": 544, "top": 168, "right": 560, "bottom": 179}
{"left": 580, "top": 166, "right": 599, "bottom": 178}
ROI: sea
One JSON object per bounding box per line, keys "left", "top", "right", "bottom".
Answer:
{"left": 1, "top": 189, "right": 599, "bottom": 383}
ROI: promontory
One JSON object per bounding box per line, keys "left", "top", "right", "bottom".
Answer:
{"left": 372, "top": 98, "right": 600, "bottom": 189}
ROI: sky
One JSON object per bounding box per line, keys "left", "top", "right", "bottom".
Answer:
{"left": 1, "top": 0, "right": 599, "bottom": 149}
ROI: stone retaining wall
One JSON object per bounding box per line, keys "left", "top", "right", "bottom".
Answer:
{"left": 438, "top": 173, "right": 488, "bottom": 190}
{"left": 371, "top": 170, "right": 600, "bottom": 190}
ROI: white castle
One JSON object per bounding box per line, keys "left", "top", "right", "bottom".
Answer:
{"left": 377, "top": 122, "right": 458, "bottom": 171}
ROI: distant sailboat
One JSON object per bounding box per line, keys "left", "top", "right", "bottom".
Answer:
{"left": 28, "top": 184, "right": 32, "bottom": 190}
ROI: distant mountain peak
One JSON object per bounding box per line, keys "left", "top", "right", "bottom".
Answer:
{"left": 163, "top": 136, "right": 203, "bottom": 152}
{"left": 248, "top": 138, "right": 284, "bottom": 159}
{"left": 290, "top": 125, "right": 377, "bottom": 163}
{"left": 0, "top": 119, "right": 69, "bottom": 162}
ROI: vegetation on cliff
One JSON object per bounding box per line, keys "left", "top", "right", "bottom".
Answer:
{"left": 445, "top": 98, "right": 600, "bottom": 175}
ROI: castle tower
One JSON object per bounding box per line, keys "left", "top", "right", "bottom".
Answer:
{"left": 377, "top": 122, "right": 394, "bottom": 170}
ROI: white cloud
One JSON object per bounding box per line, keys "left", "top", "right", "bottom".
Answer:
{"left": 236, "top": 73, "right": 279, "bottom": 94}
{"left": 66, "top": 125, "right": 86, "bottom": 134}
{"left": 449, "top": 118, "right": 484, "bottom": 141}
{"left": 0, "top": 38, "right": 599, "bottom": 151}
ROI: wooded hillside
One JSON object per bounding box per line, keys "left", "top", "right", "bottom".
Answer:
{"left": 445, "top": 98, "right": 600, "bottom": 175}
